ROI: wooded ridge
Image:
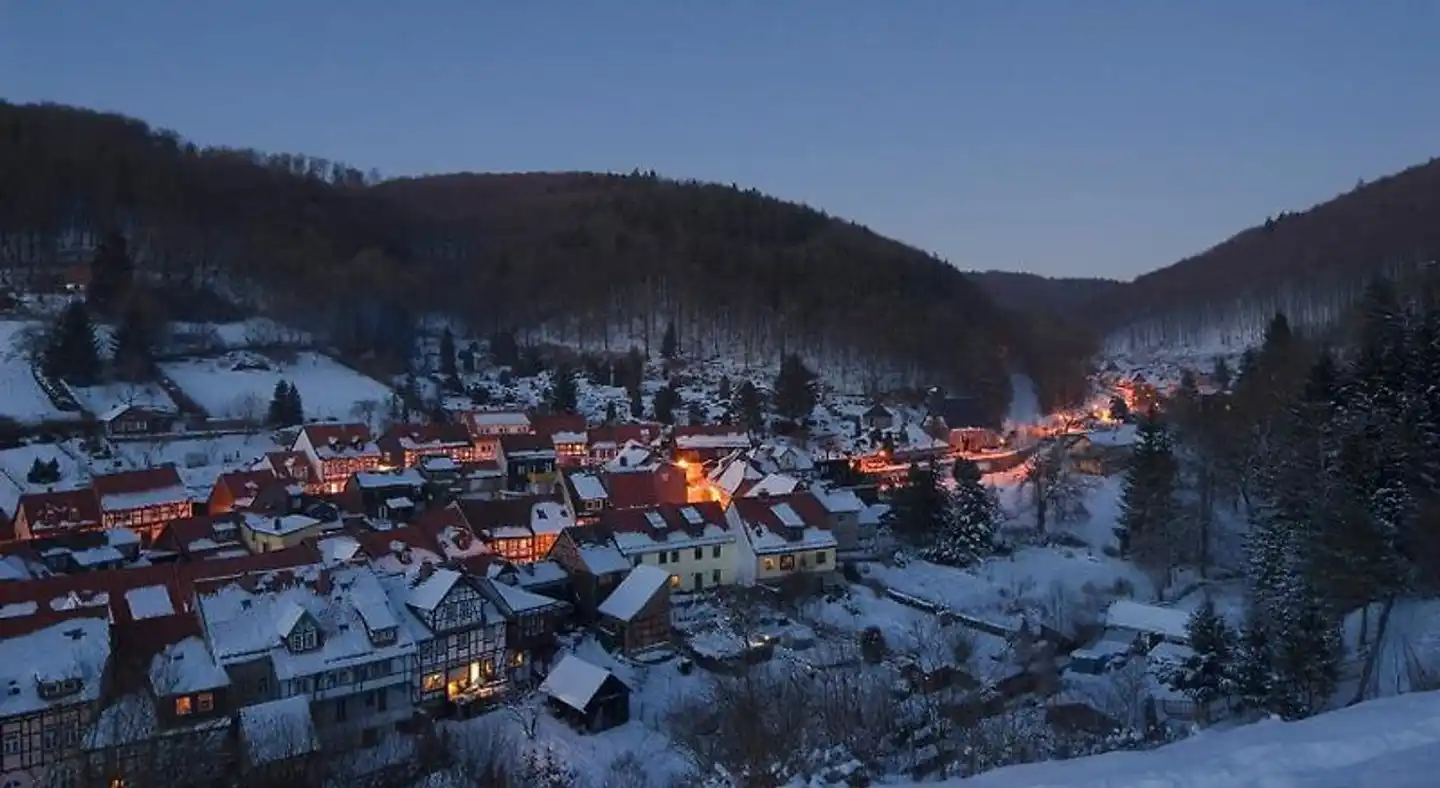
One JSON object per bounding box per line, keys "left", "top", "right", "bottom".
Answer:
{"left": 0, "top": 100, "right": 1095, "bottom": 414}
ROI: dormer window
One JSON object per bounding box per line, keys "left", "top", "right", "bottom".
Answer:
{"left": 37, "top": 678, "right": 82, "bottom": 700}
{"left": 371, "top": 627, "right": 397, "bottom": 646}
{"left": 287, "top": 628, "right": 319, "bottom": 653}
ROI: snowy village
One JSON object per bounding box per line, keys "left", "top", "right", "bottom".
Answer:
{"left": 0, "top": 240, "right": 1435, "bottom": 788}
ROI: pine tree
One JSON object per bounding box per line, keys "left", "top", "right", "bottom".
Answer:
{"left": 489, "top": 329, "right": 519, "bottom": 367}
{"left": 1212, "top": 356, "right": 1232, "bottom": 391}
{"left": 886, "top": 463, "right": 949, "bottom": 545}
{"left": 284, "top": 383, "right": 305, "bottom": 426}
{"left": 734, "top": 381, "right": 764, "bottom": 434}
{"left": 1116, "top": 412, "right": 1177, "bottom": 561}
{"left": 267, "top": 381, "right": 291, "bottom": 427}
{"left": 1108, "top": 395, "right": 1129, "bottom": 422}
{"left": 686, "top": 400, "right": 705, "bottom": 426}
{"left": 604, "top": 400, "right": 617, "bottom": 424}
{"left": 660, "top": 320, "right": 678, "bottom": 360}
{"left": 1233, "top": 615, "right": 1275, "bottom": 715}
{"left": 1270, "top": 591, "right": 1340, "bottom": 719}
{"left": 26, "top": 458, "right": 60, "bottom": 485}
{"left": 44, "top": 301, "right": 101, "bottom": 386}
{"left": 628, "top": 383, "right": 644, "bottom": 420}
{"left": 652, "top": 380, "right": 680, "bottom": 425}
{"left": 774, "top": 354, "right": 816, "bottom": 424}
{"left": 1169, "top": 599, "right": 1235, "bottom": 722}
{"left": 111, "top": 303, "right": 156, "bottom": 382}
{"left": 922, "top": 459, "right": 996, "bottom": 566}
{"left": 86, "top": 230, "right": 134, "bottom": 315}
{"left": 548, "top": 363, "right": 579, "bottom": 413}
{"left": 439, "top": 327, "right": 458, "bottom": 381}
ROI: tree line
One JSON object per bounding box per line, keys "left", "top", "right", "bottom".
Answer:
{"left": 0, "top": 100, "right": 1092, "bottom": 414}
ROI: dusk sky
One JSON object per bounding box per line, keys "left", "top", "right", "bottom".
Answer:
{"left": 3, "top": 1, "right": 1436, "bottom": 279}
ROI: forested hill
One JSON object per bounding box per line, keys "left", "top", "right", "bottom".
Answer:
{"left": 963, "top": 270, "right": 1121, "bottom": 317}
{"left": 1095, "top": 156, "right": 1440, "bottom": 353}
{"left": 0, "top": 100, "right": 1093, "bottom": 412}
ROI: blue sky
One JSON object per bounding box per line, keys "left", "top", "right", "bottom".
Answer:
{"left": 2, "top": 1, "right": 1436, "bottom": 279}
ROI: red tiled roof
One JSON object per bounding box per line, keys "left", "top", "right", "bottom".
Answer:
{"left": 352, "top": 525, "right": 442, "bottom": 564}
{"left": 673, "top": 424, "right": 749, "bottom": 438}
{"left": 215, "top": 470, "right": 280, "bottom": 500}
{"left": 299, "top": 423, "right": 373, "bottom": 446}
{"left": 14, "top": 488, "right": 102, "bottom": 533}
{"left": 264, "top": 451, "right": 316, "bottom": 483}
{"left": 152, "top": 513, "right": 244, "bottom": 556}
{"left": 530, "top": 413, "right": 587, "bottom": 439}
{"left": 603, "top": 470, "right": 663, "bottom": 510}
{"left": 499, "top": 433, "right": 553, "bottom": 454}
{"left": 728, "top": 491, "right": 830, "bottom": 535}
{"left": 0, "top": 605, "right": 109, "bottom": 641}
{"left": 0, "top": 562, "right": 192, "bottom": 626}
{"left": 601, "top": 502, "right": 727, "bottom": 540}
{"left": 381, "top": 422, "right": 473, "bottom": 449}
{"left": 457, "top": 496, "right": 556, "bottom": 536}
{"left": 587, "top": 423, "right": 661, "bottom": 446}
{"left": 92, "top": 465, "right": 184, "bottom": 497}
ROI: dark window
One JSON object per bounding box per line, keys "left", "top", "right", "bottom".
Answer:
{"left": 693, "top": 547, "right": 703, "bottom": 560}
{"left": 658, "top": 552, "right": 668, "bottom": 565}
{"left": 816, "top": 551, "right": 828, "bottom": 565}
{"left": 779, "top": 554, "right": 796, "bottom": 571}
{"left": 712, "top": 545, "right": 722, "bottom": 558}
{"left": 712, "top": 569, "right": 722, "bottom": 585}
{"left": 670, "top": 550, "right": 679, "bottom": 563}
{"left": 335, "top": 698, "right": 347, "bottom": 722}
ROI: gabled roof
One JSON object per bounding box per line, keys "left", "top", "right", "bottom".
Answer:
{"left": 260, "top": 451, "right": 317, "bottom": 484}
{"left": 540, "top": 654, "right": 625, "bottom": 713}
{"left": 530, "top": 413, "right": 587, "bottom": 440}
{"left": 379, "top": 422, "right": 474, "bottom": 452}
{"left": 597, "top": 564, "right": 670, "bottom": 622}
{"left": 601, "top": 502, "right": 732, "bottom": 554}
{"left": 728, "top": 492, "right": 837, "bottom": 553}
{"left": 457, "top": 495, "right": 572, "bottom": 540}
{"left": 499, "top": 433, "right": 554, "bottom": 455}
{"left": 297, "top": 423, "right": 380, "bottom": 458}
{"left": 92, "top": 465, "right": 185, "bottom": 498}
{"left": 213, "top": 470, "right": 282, "bottom": 507}
{"left": 15, "top": 488, "right": 102, "bottom": 534}
{"left": 587, "top": 423, "right": 661, "bottom": 448}
{"left": 673, "top": 424, "right": 751, "bottom": 451}
{"left": 604, "top": 464, "right": 684, "bottom": 509}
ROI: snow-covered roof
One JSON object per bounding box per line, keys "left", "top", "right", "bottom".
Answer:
{"left": 814, "top": 485, "right": 865, "bottom": 514}
{"left": 486, "top": 578, "right": 565, "bottom": 614}
{"left": 1088, "top": 424, "right": 1139, "bottom": 447}
{"left": 149, "top": 636, "right": 230, "bottom": 695}
{"left": 0, "top": 616, "right": 110, "bottom": 717}
{"left": 603, "top": 440, "right": 659, "bottom": 472}
{"left": 385, "top": 496, "right": 415, "bottom": 510}
{"left": 408, "top": 568, "right": 462, "bottom": 612}
{"left": 539, "top": 654, "right": 618, "bottom": 713}
{"left": 598, "top": 564, "right": 669, "bottom": 622}
{"left": 353, "top": 469, "right": 424, "bottom": 489}
{"left": 1105, "top": 600, "right": 1191, "bottom": 643}
{"left": 577, "top": 543, "right": 632, "bottom": 575}
{"left": 607, "top": 503, "right": 735, "bottom": 555}
{"left": 743, "top": 473, "right": 800, "bottom": 498}
{"left": 468, "top": 411, "right": 530, "bottom": 428}
{"left": 728, "top": 493, "right": 839, "bottom": 555}
{"left": 242, "top": 512, "right": 322, "bottom": 537}
{"left": 124, "top": 584, "right": 176, "bottom": 620}
{"left": 239, "top": 695, "right": 319, "bottom": 766}
{"left": 196, "top": 563, "right": 415, "bottom": 680}
{"left": 99, "top": 484, "right": 189, "bottom": 513}
{"left": 675, "top": 431, "right": 751, "bottom": 451}
{"left": 552, "top": 430, "right": 587, "bottom": 445}
{"left": 570, "top": 473, "right": 609, "bottom": 502}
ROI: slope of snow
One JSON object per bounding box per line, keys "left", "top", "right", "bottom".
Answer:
{"left": 0, "top": 321, "right": 69, "bottom": 424}
{"left": 160, "top": 351, "right": 393, "bottom": 423}
{"left": 922, "top": 691, "right": 1440, "bottom": 787}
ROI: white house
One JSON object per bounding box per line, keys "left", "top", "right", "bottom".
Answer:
{"left": 599, "top": 502, "right": 739, "bottom": 591}
{"left": 725, "top": 492, "right": 838, "bottom": 585}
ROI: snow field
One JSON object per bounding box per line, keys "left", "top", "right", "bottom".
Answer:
{"left": 160, "top": 351, "right": 394, "bottom": 423}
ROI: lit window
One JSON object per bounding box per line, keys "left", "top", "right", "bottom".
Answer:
{"left": 763, "top": 558, "right": 775, "bottom": 571}
{"left": 669, "top": 574, "right": 680, "bottom": 588}
{"left": 174, "top": 696, "right": 192, "bottom": 716}
{"left": 509, "top": 651, "right": 525, "bottom": 667}
{"left": 422, "top": 673, "right": 444, "bottom": 692}
{"left": 197, "top": 693, "right": 214, "bottom": 712}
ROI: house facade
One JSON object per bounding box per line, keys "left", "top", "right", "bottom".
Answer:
{"left": 392, "top": 568, "right": 508, "bottom": 713}
{"left": 727, "top": 493, "right": 839, "bottom": 585}
{"left": 91, "top": 466, "right": 193, "bottom": 545}
{"left": 0, "top": 613, "right": 111, "bottom": 788}
{"left": 10, "top": 489, "right": 104, "bottom": 543}
{"left": 601, "top": 503, "right": 738, "bottom": 591}
{"left": 596, "top": 564, "right": 672, "bottom": 655}
{"left": 378, "top": 423, "right": 481, "bottom": 469}
{"left": 293, "top": 424, "right": 384, "bottom": 495}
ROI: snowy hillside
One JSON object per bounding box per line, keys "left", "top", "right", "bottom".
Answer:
{"left": 919, "top": 691, "right": 1440, "bottom": 788}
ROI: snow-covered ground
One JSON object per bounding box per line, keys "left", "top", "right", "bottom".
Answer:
{"left": 66, "top": 380, "right": 176, "bottom": 417}
{"left": 0, "top": 442, "right": 90, "bottom": 517}
{"left": 160, "top": 351, "right": 393, "bottom": 423}
{"left": 106, "top": 432, "right": 286, "bottom": 500}
{"left": 916, "top": 690, "right": 1440, "bottom": 788}
{"left": 0, "top": 321, "right": 70, "bottom": 424}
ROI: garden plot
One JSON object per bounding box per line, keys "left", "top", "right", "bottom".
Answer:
{"left": 67, "top": 381, "right": 176, "bottom": 417}
{"left": 160, "top": 351, "right": 393, "bottom": 424}
{"left": 0, "top": 442, "right": 91, "bottom": 519}
{"left": 0, "top": 321, "right": 71, "bottom": 424}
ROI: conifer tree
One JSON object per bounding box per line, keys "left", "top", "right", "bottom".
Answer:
{"left": 660, "top": 320, "right": 678, "bottom": 360}
{"left": 628, "top": 383, "right": 644, "bottom": 420}
{"left": 547, "top": 363, "right": 579, "bottom": 413}
{"left": 774, "top": 353, "right": 817, "bottom": 424}
{"left": 1168, "top": 598, "right": 1235, "bottom": 722}
{"left": 652, "top": 380, "right": 680, "bottom": 425}
{"left": 111, "top": 303, "right": 156, "bottom": 382}
{"left": 86, "top": 230, "right": 134, "bottom": 315}
{"left": 604, "top": 400, "right": 617, "bottom": 425}
{"left": 922, "top": 459, "right": 995, "bottom": 566}
{"left": 1212, "top": 356, "right": 1232, "bottom": 391}
{"left": 285, "top": 383, "right": 305, "bottom": 426}
{"left": 734, "top": 381, "right": 764, "bottom": 434}
{"left": 1233, "top": 615, "right": 1275, "bottom": 715}
{"left": 686, "top": 400, "right": 706, "bottom": 426}
{"left": 886, "top": 463, "right": 949, "bottom": 545}
{"left": 1116, "top": 412, "right": 1177, "bottom": 561}
{"left": 1270, "top": 590, "right": 1341, "bottom": 719}
{"left": 439, "top": 327, "right": 458, "bottom": 382}
{"left": 267, "top": 381, "right": 291, "bottom": 427}
{"left": 44, "top": 301, "right": 101, "bottom": 386}
{"left": 717, "top": 375, "right": 732, "bottom": 403}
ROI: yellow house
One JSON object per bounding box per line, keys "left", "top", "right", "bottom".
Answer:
{"left": 601, "top": 502, "right": 739, "bottom": 592}
{"left": 725, "top": 492, "right": 838, "bottom": 585}
{"left": 239, "top": 512, "right": 326, "bottom": 553}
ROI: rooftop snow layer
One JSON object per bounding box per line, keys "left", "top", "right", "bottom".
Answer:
{"left": 597, "top": 564, "right": 669, "bottom": 622}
